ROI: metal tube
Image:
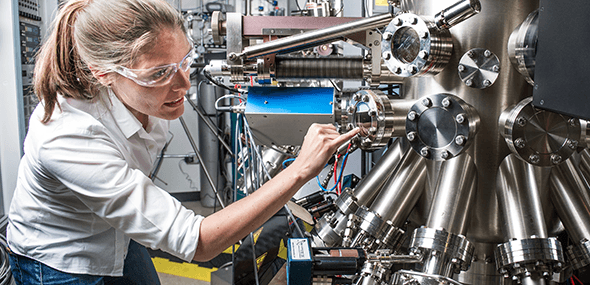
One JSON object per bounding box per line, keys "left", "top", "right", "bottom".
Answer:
{"left": 354, "top": 138, "right": 408, "bottom": 206}
{"left": 433, "top": 0, "right": 481, "bottom": 30}
{"left": 425, "top": 153, "right": 477, "bottom": 235}
{"left": 179, "top": 116, "right": 226, "bottom": 208}
{"left": 496, "top": 154, "right": 546, "bottom": 240}
{"left": 275, "top": 56, "right": 365, "bottom": 79}
{"left": 185, "top": 94, "right": 234, "bottom": 157}
{"left": 580, "top": 148, "right": 590, "bottom": 182}
{"left": 236, "top": 13, "right": 393, "bottom": 59}
{"left": 549, "top": 158, "right": 590, "bottom": 244}
{"left": 369, "top": 150, "right": 427, "bottom": 226}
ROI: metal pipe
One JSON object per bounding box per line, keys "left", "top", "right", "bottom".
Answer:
{"left": 179, "top": 116, "right": 226, "bottom": 208}
{"left": 433, "top": 0, "right": 481, "bottom": 30}
{"left": 425, "top": 153, "right": 477, "bottom": 235}
{"left": 369, "top": 149, "right": 427, "bottom": 226}
{"left": 185, "top": 94, "right": 234, "bottom": 157}
{"left": 580, "top": 148, "right": 590, "bottom": 182}
{"left": 549, "top": 158, "right": 590, "bottom": 244}
{"left": 496, "top": 154, "right": 546, "bottom": 240}
{"left": 235, "top": 13, "right": 393, "bottom": 59}
{"left": 354, "top": 138, "right": 408, "bottom": 206}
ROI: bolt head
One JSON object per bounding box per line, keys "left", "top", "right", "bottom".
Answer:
{"left": 455, "top": 135, "right": 466, "bottom": 146}
{"left": 362, "top": 95, "right": 370, "bottom": 102}
{"left": 442, "top": 97, "right": 451, "bottom": 108}
{"left": 408, "top": 111, "right": 418, "bottom": 121}
{"left": 393, "top": 17, "right": 403, "bottom": 26}
{"left": 411, "top": 17, "right": 418, "bottom": 24}
{"left": 465, "top": 79, "right": 473, "bottom": 87}
{"left": 484, "top": 50, "right": 492, "bottom": 57}
{"left": 568, "top": 140, "right": 579, "bottom": 149}
{"left": 383, "top": 32, "right": 392, "bottom": 41}
{"left": 420, "top": 147, "right": 430, "bottom": 157}
{"left": 441, "top": 150, "right": 451, "bottom": 159}
{"left": 368, "top": 127, "right": 377, "bottom": 135}
{"left": 347, "top": 106, "right": 356, "bottom": 114}
{"left": 458, "top": 65, "right": 465, "bottom": 72}
{"left": 394, "top": 66, "right": 402, "bottom": 74}
{"left": 514, "top": 138, "right": 526, "bottom": 149}
{"left": 516, "top": 117, "right": 527, "bottom": 127}
{"left": 421, "top": 98, "right": 432, "bottom": 107}
{"left": 353, "top": 94, "right": 361, "bottom": 101}
{"left": 551, "top": 154, "right": 562, "bottom": 164}
{"left": 483, "top": 79, "right": 492, "bottom": 87}
{"left": 529, "top": 154, "right": 540, "bottom": 164}
{"left": 456, "top": 113, "right": 466, "bottom": 124}
{"left": 492, "top": 65, "right": 500, "bottom": 72}
{"left": 569, "top": 118, "right": 578, "bottom": 126}
{"left": 418, "top": 50, "right": 428, "bottom": 60}
{"left": 408, "top": 65, "right": 418, "bottom": 74}
{"left": 384, "top": 53, "right": 391, "bottom": 60}
{"left": 368, "top": 110, "right": 377, "bottom": 117}
{"left": 421, "top": 31, "right": 428, "bottom": 39}
{"left": 467, "top": 50, "right": 475, "bottom": 58}
{"left": 407, "top": 132, "right": 417, "bottom": 141}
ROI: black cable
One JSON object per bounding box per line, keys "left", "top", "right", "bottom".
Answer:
{"left": 203, "top": 71, "right": 246, "bottom": 94}
{"left": 294, "top": 0, "right": 301, "bottom": 11}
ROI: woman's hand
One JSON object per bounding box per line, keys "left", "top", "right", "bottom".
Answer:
{"left": 290, "top": 124, "right": 359, "bottom": 180}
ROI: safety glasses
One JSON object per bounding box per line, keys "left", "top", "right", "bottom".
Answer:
{"left": 110, "top": 48, "right": 196, "bottom": 87}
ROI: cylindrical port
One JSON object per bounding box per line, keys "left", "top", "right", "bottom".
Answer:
{"left": 434, "top": 0, "right": 481, "bottom": 30}
{"left": 275, "top": 56, "right": 365, "bottom": 80}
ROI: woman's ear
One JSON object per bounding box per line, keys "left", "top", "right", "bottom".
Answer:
{"left": 88, "top": 66, "right": 114, "bottom": 86}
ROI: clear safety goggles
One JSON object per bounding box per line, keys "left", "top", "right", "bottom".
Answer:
{"left": 110, "top": 48, "right": 196, "bottom": 87}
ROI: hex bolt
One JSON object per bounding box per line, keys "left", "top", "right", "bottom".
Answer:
{"left": 441, "top": 150, "right": 451, "bottom": 159}
{"left": 551, "top": 154, "right": 562, "bottom": 164}
{"left": 418, "top": 50, "right": 428, "bottom": 60}
{"left": 569, "top": 118, "right": 578, "bottom": 126}
{"left": 455, "top": 135, "right": 466, "bottom": 146}
{"left": 442, "top": 97, "right": 451, "bottom": 108}
{"left": 421, "top": 98, "right": 432, "bottom": 107}
{"left": 362, "top": 95, "right": 370, "bottom": 102}
{"left": 516, "top": 117, "right": 527, "bottom": 127}
{"left": 529, "top": 154, "right": 540, "bottom": 164}
{"left": 373, "top": 40, "right": 380, "bottom": 46}
{"left": 568, "top": 140, "right": 578, "bottom": 149}
{"left": 408, "top": 111, "right": 418, "bottom": 121}
{"left": 408, "top": 65, "right": 418, "bottom": 74}
{"left": 484, "top": 50, "right": 492, "bottom": 57}
{"left": 347, "top": 106, "right": 356, "bottom": 114}
{"left": 393, "top": 17, "right": 403, "bottom": 26}
{"left": 368, "top": 110, "right": 377, "bottom": 117}
{"left": 384, "top": 53, "right": 391, "bottom": 60}
{"left": 411, "top": 17, "right": 418, "bottom": 24}
{"left": 394, "top": 66, "right": 402, "bottom": 74}
{"left": 383, "top": 32, "right": 392, "bottom": 41}
{"left": 456, "top": 113, "right": 466, "bottom": 124}
{"left": 492, "top": 65, "right": 500, "bottom": 72}
{"left": 353, "top": 93, "right": 361, "bottom": 101}
{"left": 458, "top": 65, "right": 465, "bottom": 72}
{"left": 421, "top": 31, "right": 428, "bottom": 38}
{"left": 483, "top": 79, "right": 492, "bottom": 87}
{"left": 420, "top": 147, "right": 430, "bottom": 157}
{"left": 514, "top": 138, "right": 526, "bottom": 149}
{"left": 228, "top": 53, "right": 238, "bottom": 61}
{"left": 467, "top": 50, "right": 474, "bottom": 58}
{"left": 465, "top": 79, "right": 473, "bottom": 87}
{"left": 407, "top": 131, "right": 417, "bottom": 141}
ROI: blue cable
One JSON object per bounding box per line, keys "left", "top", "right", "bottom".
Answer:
{"left": 316, "top": 151, "right": 350, "bottom": 193}
{"left": 282, "top": 158, "right": 296, "bottom": 169}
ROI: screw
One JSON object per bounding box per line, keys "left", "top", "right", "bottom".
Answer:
{"left": 543, "top": 272, "right": 550, "bottom": 278}
{"left": 492, "top": 65, "right": 500, "bottom": 72}
{"left": 229, "top": 53, "right": 238, "bottom": 61}
{"left": 569, "top": 118, "right": 577, "bottom": 126}
{"left": 383, "top": 32, "right": 392, "bottom": 41}
{"left": 422, "top": 98, "right": 432, "bottom": 107}
{"left": 418, "top": 50, "right": 428, "bottom": 60}
{"left": 442, "top": 97, "right": 451, "bottom": 108}
{"left": 455, "top": 135, "right": 466, "bottom": 146}
{"left": 407, "top": 131, "right": 417, "bottom": 141}
{"left": 408, "top": 65, "right": 418, "bottom": 74}
{"left": 458, "top": 65, "right": 465, "bottom": 72}
{"left": 484, "top": 50, "right": 492, "bottom": 57}
{"left": 368, "top": 110, "right": 377, "bottom": 117}
{"left": 529, "top": 154, "right": 540, "bottom": 164}
{"left": 516, "top": 117, "right": 527, "bottom": 127}
{"left": 568, "top": 140, "right": 578, "bottom": 149}
{"left": 353, "top": 93, "right": 362, "bottom": 101}
{"left": 456, "top": 113, "right": 466, "bottom": 124}
{"left": 374, "top": 40, "right": 380, "bottom": 46}
{"left": 465, "top": 79, "right": 473, "bottom": 87}
{"left": 393, "top": 17, "right": 403, "bottom": 26}
{"left": 362, "top": 95, "right": 370, "bottom": 102}
{"left": 483, "top": 79, "right": 492, "bottom": 87}
{"left": 384, "top": 53, "right": 391, "bottom": 60}
{"left": 514, "top": 138, "right": 526, "bottom": 149}
{"left": 347, "top": 106, "right": 356, "bottom": 114}
{"left": 411, "top": 17, "right": 418, "bottom": 24}
{"left": 467, "top": 50, "right": 474, "bottom": 58}
{"left": 441, "top": 150, "right": 451, "bottom": 159}
{"left": 408, "top": 111, "right": 418, "bottom": 121}
{"left": 421, "top": 31, "right": 428, "bottom": 38}
{"left": 551, "top": 154, "right": 562, "bottom": 164}
{"left": 420, "top": 147, "right": 430, "bottom": 157}
{"left": 393, "top": 66, "right": 402, "bottom": 74}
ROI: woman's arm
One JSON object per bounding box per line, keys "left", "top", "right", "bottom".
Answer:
{"left": 193, "top": 123, "right": 359, "bottom": 261}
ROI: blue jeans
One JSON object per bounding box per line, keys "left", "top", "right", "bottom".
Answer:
{"left": 8, "top": 240, "right": 161, "bottom": 285}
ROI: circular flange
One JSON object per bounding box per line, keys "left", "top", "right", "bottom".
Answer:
{"left": 499, "top": 97, "right": 581, "bottom": 166}
{"left": 494, "top": 237, "right": 564, "bottom": 278}
{"left": 567, "top": 239, "right": 590, "bottom": 270}
{"left": 507, "top": 9, "right": 539, "bottom": 86}
{"left": 343, "top": 90, "right": 395, "bottom": 151}
{"left": 381, "top": 13, "right": 453, "bottom": 77}
{"left": 458, "top": 48, "right": 500, "bottom": 89}
{"left": 405, "top": 94, "right": 479, "bottom": 161}
{"left": 410, "top": 227, "right": 475, "bottom": 272}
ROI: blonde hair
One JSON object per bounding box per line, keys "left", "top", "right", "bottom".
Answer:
{"left": 34, "top": 0, "right": 186, "bottom": 123}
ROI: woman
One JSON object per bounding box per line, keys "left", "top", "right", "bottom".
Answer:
{"left": 7, "top": 0, "right": 358, "bottom": 284}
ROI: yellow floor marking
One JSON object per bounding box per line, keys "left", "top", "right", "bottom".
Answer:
{"left": 152, "top": 257, "right": 217, "bottom": 282}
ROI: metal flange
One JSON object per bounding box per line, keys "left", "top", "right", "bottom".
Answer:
{"left": 494, "top": 237, "right": 564, "bottom": 279}
{"left": 381, "top": 13, "right": 453, "bottom": 77}
{"left": 499, "top": 97, "right": 581, "bottom": 166}
{"left": 410, "top": 227, "right": 475, "bottom": 272}
{"left": 567, "top": 239, "right": 590, "bottom": 270}
{"left": 458, "top": 48, "right": 500, "bottom": 89}
{"left": 406, "top": 94, "right": 479, "bottom": 161}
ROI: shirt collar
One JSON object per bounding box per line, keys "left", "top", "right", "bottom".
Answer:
{"left": 104, "top": 88, "right": 145, "bottom": 139}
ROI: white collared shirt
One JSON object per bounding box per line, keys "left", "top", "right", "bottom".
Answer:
{"left": 7, "top": 88, "right": 204, "bottom": 276}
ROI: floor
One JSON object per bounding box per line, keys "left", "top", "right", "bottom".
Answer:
{"left": 153, "top": 201, "right": 217, "bottom": 285}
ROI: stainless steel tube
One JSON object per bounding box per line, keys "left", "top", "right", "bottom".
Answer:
{"left": 549, "top": 158, "right": 590, "bottom": 243}
{"left": 434, "top": 0, "right": 481, "bottom": 29}
{"left": 580, "top": 148, "right": 590, "bottom": 182}
{"left": 496, "top": 154, "right": 546, "bottom": 239}
{"left": 369, "top": 149, "right": 427, "bottom": 226}
{"left": 354, "top": 139, "right": 408, "bottom": 206}
{"left": 237, "top": 13, "right": 393, "bottom": 59}
{"left": 425, "top": 153, "right": 477, "bottom": 235}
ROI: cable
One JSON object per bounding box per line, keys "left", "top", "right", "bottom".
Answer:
{"left": 203, "top": 71, "right": 246, "bottom": 94}
{"left": 282, "top": 158, "right": 296, "bottom": 169}
{"left": 294, "top": 0, "right": 301, "bottom": 11}
{"left": 178, "top": 159, "right": 199, "bottom": 192}
{"left": 0, "top": 235, "right": 13, "bottom": 285}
